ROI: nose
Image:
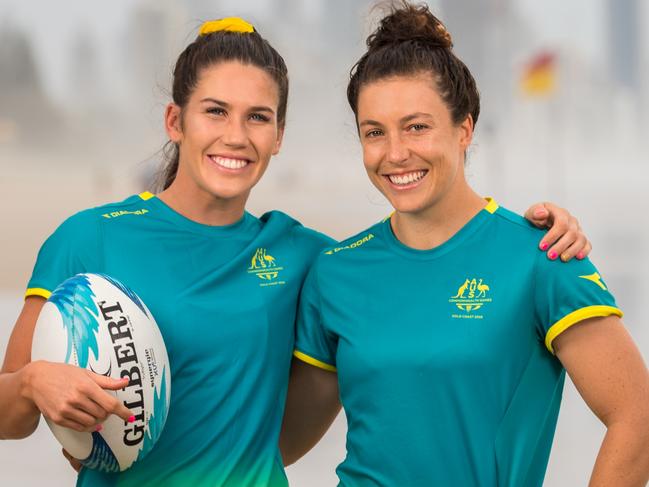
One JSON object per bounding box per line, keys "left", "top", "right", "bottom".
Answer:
{"left": 385, "top": 132, "right": 409, "bottom": 165}
{"left": 222, "top": 118, "right": 247, "bottom": 147}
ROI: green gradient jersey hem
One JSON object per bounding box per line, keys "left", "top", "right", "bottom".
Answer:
{"left": 27, "top": 193, "right": 334, "bottom": 487}
{"left": 295, "top": 201, "right": 621, "bottom": 486}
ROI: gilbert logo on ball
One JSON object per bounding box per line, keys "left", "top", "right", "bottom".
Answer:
{"left": 31, "top": 273, "right": 171, "bottom": 472}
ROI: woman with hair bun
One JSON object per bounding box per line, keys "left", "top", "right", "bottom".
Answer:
{"left": 284, "top": 3, "right": 649, "bottom": 486}
{"left": 1, "top": 13, "right": 593, "bottom": 487}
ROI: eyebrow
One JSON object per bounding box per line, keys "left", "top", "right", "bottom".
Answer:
{"left": 200, "top": 97, "right": 275, "bottom": 114}
{"left": 359, "top": 112, "right": 433, "bottom": 127}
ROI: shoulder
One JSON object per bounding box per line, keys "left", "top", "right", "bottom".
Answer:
{"left": 492, "top": 205, "right": 543, "bottom": 235}
{"left": 309, "top": 221, "right": 384, "bottom": 278}
{"left": 490, "top": 205, "right": 612, "bottom": 297}
{"left": 321, "top": 221, "right": 383, "bottom": 258}
{"left": 93, "top": 192, "right": 156, "bottom": 220}
{"left": 259, "top": 210, "right": 335, "bottom": 253}
{"left": 488, "top": 205, "right": 547, "bottom": 249}
{"left": 49, "top": 193, "right": 153, "bottom": 243}
{"left": 28, "top": 197, "right": 147, "bottom": 293}
{"left": 60, "top": 193, "right": 152, "bottom": 225}
{"left": 55, "top": 207, "right": 99, "bottom": 234}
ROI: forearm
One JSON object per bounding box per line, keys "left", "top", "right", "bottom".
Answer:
{"left": 279, "top": 410, "right": 316, "bottom": 466}
{"left": 0, "top": 364, "right": 41, "bottom": 439}
{"left": 279, "top": 359, "right": 341, "bottom": 466}
{"left": 279, "top": 395, "right": 339, "bottom": 466}
{"left": 589, "top": 421, "right": 649, "bottom": 487}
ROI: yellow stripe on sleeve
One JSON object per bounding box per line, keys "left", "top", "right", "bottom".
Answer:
{"left": 545, "top": 305, "right": 623, "bottom": 354}
{"left": 25, "top": 288, "right": 52, "bottom": 300}
{"left": 139, "top": 191, "right": 155, "bottom": 201}
{"left": 293, "top": 350, "right": 337, "bottom": 372}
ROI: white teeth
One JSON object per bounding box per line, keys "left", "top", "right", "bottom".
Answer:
{"left": 210, "top": 156, "right": 249, "bottom": 169}
{"left": 388, "top": 170, "right": 426, "bottom": 186}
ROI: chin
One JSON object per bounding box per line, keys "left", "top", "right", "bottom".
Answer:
{"left": 392, "top": 205, "right": 427, "bottom": 216}
{"left": 386, "top": 195, "right": 428, "bottom": 215}
{"left": 201, "top": 182, "right": 252, "bottom": 201}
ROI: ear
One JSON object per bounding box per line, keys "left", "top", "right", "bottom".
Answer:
{"left": 164, "top": 103, "right": 183, "bottom": 143}
{"left": 271, "top": 125, "right": 285, "bottom": 155}
{"left": 458, "top": 114, "right": 474, "bottom": 151}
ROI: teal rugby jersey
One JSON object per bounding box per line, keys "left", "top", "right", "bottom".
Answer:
{"left": 294, "top": 199, "right": 622, "bottom": 487}
{"left": 27, "top": 192, "right": 333, "bottom": 487}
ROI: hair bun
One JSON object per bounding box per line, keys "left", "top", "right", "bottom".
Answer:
{"left": 368, "top": 2, "right": 453, "bottom": 50}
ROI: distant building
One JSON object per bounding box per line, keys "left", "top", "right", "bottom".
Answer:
{"left": 439, "top": 0, "right": 519, "bottom": 127}
{"left": 0, "top": 23, "right": 62, "bottom": 145}
{"left": 66, "top": 30, "right": 101, "bottom": 112}
{"left": 607, "top": 0, "right": 640, "bottom": 93}
{"left": 127, "top": 5, "right": 172, "bottom": 99}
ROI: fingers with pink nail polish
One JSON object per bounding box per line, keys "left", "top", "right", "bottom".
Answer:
{"left": 540, "top": 242, "right": 549, "bottom": 251}
{"left": 548, "top": 251, "right": 558, "bottom": 260}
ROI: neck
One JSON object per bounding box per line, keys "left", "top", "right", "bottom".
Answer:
{"left": 391, "top": 185, "right": 486, "bottom": 250}
{"left": 158, "top": 179, "right": 247, "bottom": 227}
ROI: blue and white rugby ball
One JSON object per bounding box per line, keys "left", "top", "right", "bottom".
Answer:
{"left": 31, "top": 273, "right": 171, "bottom": 472}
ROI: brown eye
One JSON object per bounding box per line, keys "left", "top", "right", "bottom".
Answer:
{"left": 365, "top": 129, "right": 383, "bottom": 138}
{"left": 207, "top": 107, "right": 226, "bottom": 116}
{"left": 249, "top": 113, "right": 270, "bottom": 122}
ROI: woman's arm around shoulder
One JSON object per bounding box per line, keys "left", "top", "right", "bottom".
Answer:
{"left": 524, "top": 201, "right": 591, "bottom": 261}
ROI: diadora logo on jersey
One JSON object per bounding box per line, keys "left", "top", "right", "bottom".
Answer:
{"left": 101, "top": 209, "right": 149, "bottom": 219}
{"left": 449, "top": 278, "right": 492, "bottom": 319}
{"left": 324, "top": 233, "right": 374, "bottom": 255}
{"left": 247, "top": 248, "right": 285, "bottom": 287}
{"left": 579, "top": 272, "right": 607, "bottom": 291}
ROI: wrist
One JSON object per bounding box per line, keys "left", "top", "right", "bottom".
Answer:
{"left": 19, "top": 361, "right": 41, "bottom": 403}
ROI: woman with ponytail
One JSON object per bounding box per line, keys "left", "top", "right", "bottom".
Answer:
{"left": 1, "top": 13, "right": 593, "bottom": 487}
{"left": 285, "top": 3, "right": 649, "bottom": 486}
{"left": 0, "top": 18, "right": 333, "bottom": 487}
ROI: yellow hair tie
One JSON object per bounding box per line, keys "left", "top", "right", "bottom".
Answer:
{"left": 199, "top": 17, "right": 255, "bottom": 36}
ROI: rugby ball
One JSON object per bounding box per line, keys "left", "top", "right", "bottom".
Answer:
{"left": 31, "top": 273, "right": 171, "bottom": 472}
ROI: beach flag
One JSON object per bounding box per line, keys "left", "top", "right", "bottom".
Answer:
{"left": 521, "top": 51, "right": 557, "bottom": 96}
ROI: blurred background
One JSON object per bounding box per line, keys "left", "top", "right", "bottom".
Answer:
{"left": 0, "top": 0, "right": 647, "bottom": 485}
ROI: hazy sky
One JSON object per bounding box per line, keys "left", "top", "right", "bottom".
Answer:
{"left": 518, "top": 0, "right": 606, "bottom": 58}
{"left": 0, "top": 0, "right": 646, "bottom": 103}
{"left": 0, "top": 0, "right": 136, "bottom": 101}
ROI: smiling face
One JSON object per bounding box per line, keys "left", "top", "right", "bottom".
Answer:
{"left": 357, "top": 74, "right": 473, "bottom": 216}
{"left": 165, "top": 61, "right": 283, "bottom": 205}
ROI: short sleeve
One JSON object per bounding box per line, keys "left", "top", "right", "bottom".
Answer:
{"left": 534, "top": 254, "right": 622, "bottom": 354}
{"left": 293, "top": 259, "right": 338, "bottom": 372}
{"left": 26, "top": 209, "right": 102, "bottom": 299}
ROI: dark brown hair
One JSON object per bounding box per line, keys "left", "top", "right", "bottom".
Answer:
{"left": 158, "top": 27, "right": 288, "bottom": 191}
{"left": 347, "top": 1, "right": 480, "bottom": 128}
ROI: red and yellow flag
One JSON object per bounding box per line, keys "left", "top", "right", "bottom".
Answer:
{"left": 521, "top": 51, "right": 557, "bottom": 97}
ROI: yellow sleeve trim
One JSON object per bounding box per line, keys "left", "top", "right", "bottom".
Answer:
{"left": 25, "top": 288, "right": 51, "bottom": 300}
{"left": 484, "top": 197, "right": 499, "bottom": 214}
{"left": 293, "top": 350, "right": 337, "bottom": 372}
{"left": 545, "top": 305, "right": 623, "bottom": 354}
{"left": 139, "top": 191, "right": 155, "bottom": 201}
